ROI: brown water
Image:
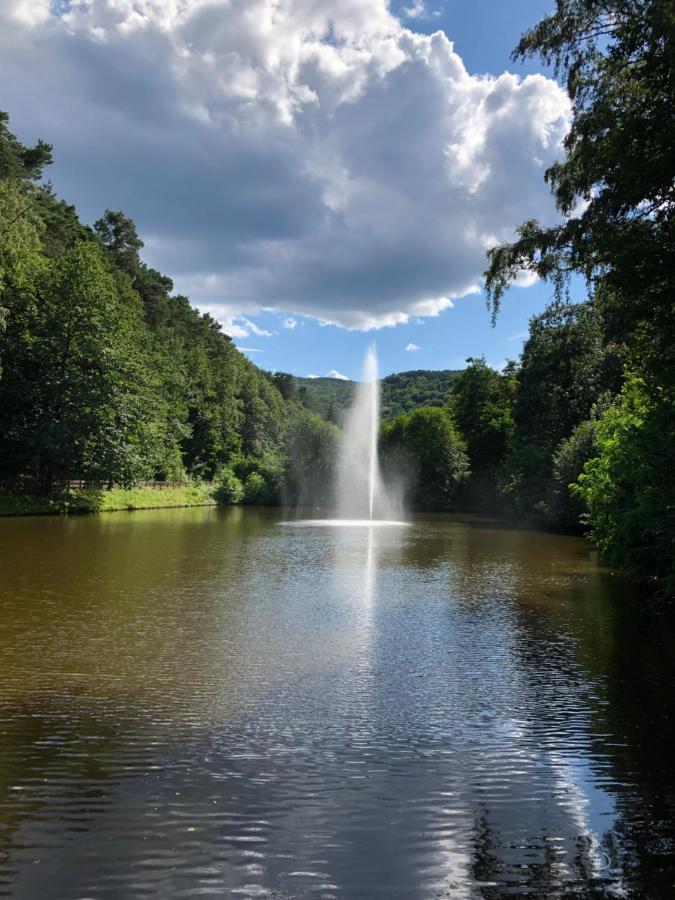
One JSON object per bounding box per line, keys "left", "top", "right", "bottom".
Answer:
{"left": 0, "top": 506, "right": 673, "bottom": 898}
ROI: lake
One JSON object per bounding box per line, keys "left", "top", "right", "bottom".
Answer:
{"left": 0, "top": 506, "right": 673, "bottom": 898}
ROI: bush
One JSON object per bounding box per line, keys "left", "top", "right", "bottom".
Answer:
{"left": 243, "top": 471, "right": 275, "bottom": 505}
{"left": 213, "top": 468, "right": 244, "bottom": 505}
{"left": 573, "top": 376, "right": 675, "bottom": 597}
{"left": 546, "top": 419, "right": 597, "bottom": 531}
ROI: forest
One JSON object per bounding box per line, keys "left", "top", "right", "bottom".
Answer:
{"left": 0, "top": 0, "right": 673, "bottom": 597}
{"left": 291, "top": 369, "right": 460, "bottom": 425}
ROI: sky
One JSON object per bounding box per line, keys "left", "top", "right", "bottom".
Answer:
{"left": 0, "top": 0, "right": 580, "bottom": 379}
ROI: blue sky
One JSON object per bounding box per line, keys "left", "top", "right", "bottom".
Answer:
{"left": 0, "top": 0, "right": 571, "bottom": 380}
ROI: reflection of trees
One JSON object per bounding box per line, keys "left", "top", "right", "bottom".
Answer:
{"left": 506, "top": 573, "right": 675, "bottom": 898}
{"left": 0, "top": 699, "right": 127, "bottom": 895}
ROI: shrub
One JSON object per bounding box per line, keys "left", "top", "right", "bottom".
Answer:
{"left": 243, "top": 471, "right": 275, "bottom": 505}
{"left": 213, "top": 468, "right": 244, "bottom": 505}
{"left": 573, "top": 376, "right": 675, "bottom": 597}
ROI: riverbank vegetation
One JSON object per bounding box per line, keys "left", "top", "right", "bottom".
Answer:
{"left": 0, "top": 483, "right": 216, "bottom": 516}
{"left": 473, "top": 0, "right": 674, "bottom": 597}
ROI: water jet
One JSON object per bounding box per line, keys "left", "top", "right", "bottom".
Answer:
{"left": 286, "top": 345, "right": 407, "bottom": 528}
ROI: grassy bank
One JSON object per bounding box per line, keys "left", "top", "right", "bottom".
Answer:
{"left": 0, "top": 484, "right": 216, "bottom": 517}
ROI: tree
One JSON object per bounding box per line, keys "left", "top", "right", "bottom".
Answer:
{"left": 548, "top": 418, "right": 597, "bottom": 530}
{"left": 0, "top": 242, "right": 154, "bottom": 490}
{"left": 94, "top": 210, "right": 143, "bottom": 277}
{"left": 449, "top": 358, "right": 516, "bottom": 509}
{"left": 574, "top": 376, "right": 675, "bottom": 596}
{"left": 0, "top": 112, "right": 49, "bottom": 374}
{"left": 483, "top": 0, "right": 674, "bottom": 589}
{"left": 505, "top": 300, "right": 622, "bottom": 519}
{"left": 283, "top": 409, "right": 341, "bottom": 507}
{"left": 381, "top": 407, "right": 469, "bottom": 510}
{"left": 485, "top": 0, "right": 674, "bottom": 370}
{"left": 0, "top": 111, "right": 52, "bottom": 182}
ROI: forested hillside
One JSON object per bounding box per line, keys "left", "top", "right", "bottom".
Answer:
{"left": 290, "top": 369, "right": 460, "bottom": 424}
{"left": 0, "top": 112, "right": 286, "bottom": 494}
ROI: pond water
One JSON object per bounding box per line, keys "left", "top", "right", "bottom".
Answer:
{"left": 0, "top": 506, "right": 673, "bottom": 898}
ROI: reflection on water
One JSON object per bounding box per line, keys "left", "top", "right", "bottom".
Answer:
{"left": 0, "top": 507, "right": 673, "bottom": 898}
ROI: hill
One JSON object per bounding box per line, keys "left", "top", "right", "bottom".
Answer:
{"left": 290, "top": 369, "right": 461, "bottom": 424}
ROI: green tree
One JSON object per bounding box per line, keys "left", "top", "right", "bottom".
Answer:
{"left": 0, "top": 111, "right": 52, "bottom": 182}
{"left": 0, "top": 112, "right": 49, "bottom": 372}
{"left": 484, "top": 0, "right": 674, "bottom": 368}
{"left": 449, "top": 358, "right": 516, "bottom": 509}
{"left": 505, "top": 301, "right": 621, "bottom": 519}
{"left": 574, "top": 376, "right": 675, "bottom": 596}
{"left": 94, "top": 209, "right": 143, "bottom": 278}
{"left": 283, "top": 409, "right": 341, "bottom": 507}
{"left": 0, "top": 242, "right": 154, "bottom": 490}
{"left": 548, "top": 418, "right": 597, "bottom": 530}
{"left": 381, "top": 407, "right": 469, "bottom": 510}
{"left": 484, "top": 0, "right": 674, "bottom": 589}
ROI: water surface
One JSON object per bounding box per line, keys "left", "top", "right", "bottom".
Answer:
{"left": 0, "top": 507, "right": 673, "bottom": 898}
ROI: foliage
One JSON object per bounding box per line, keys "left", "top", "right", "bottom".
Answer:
{"left": 291, "top": 370, "right": 461, "bottom": 425}
{"left": 381, "top": 407, "right": 469, "bottom": 511}
{"left": 502, "top": 301, "right": 622, "bottom": 520}
{"left": 449, "top": 358, "right": 516, "bottom": 509}
{"left": 213, "top": 468, "right": 244, "bottom": 505}
{"left": 548, "top": 417, "right": 597, "bottom": 530}
{"left": 482, "top": 0, "right": 674, "bottom": 592}
{"left": 228, "top": 453, "right": 284, "bottom": 506}
{"left": 0, "top": 111, "right": 52, "bottom": 181}
{"left": 0, "top": 111, "right": 288, "bottom": 496}
{"left": 283, "top": 409, "right": 341, "bottom": 507}
{"left": 243, "top": 472, "right": 273, "bottom": 505}
{"left": 0, "top": 241, "right": 156, "bottom": 490}
{"left": 574, "top": 377, "right": 675, "bottom": 596}
{"left": 485, "top": 0, "right": 674, "bottom": 355}
{"left": 0, "top": 484, "right": 216, "bottom": 516}
{"left": 381, "top": 370, "right": 461, "bottom": 419}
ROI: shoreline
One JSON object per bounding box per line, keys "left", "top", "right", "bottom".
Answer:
{"left": 0, "top": 484, "right": 217, "bottom": 517}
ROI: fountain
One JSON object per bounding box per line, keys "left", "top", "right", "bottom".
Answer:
{"left": 285, "top": 345, "right": 407, "bottom": 527}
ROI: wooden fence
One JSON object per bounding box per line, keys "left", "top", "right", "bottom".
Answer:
{"left": 65, "top": 480, "right": 213, "bottom": 491}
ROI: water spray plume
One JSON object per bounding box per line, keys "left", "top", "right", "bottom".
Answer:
{"left": 285, "top": 344, "right": 406, "bottom": 527}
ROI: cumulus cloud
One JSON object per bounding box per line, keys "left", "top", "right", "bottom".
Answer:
{"left": 405, "top": 342, "right": 421, "bottom": 351}
{"left": 282, "top": 316, "right": 298, "bottom": 330}
{"left": 326, "top": 369, "right": 349, "bottom": 380}
{"left": 0, "top": 0, "right": 569, "bottom": 330}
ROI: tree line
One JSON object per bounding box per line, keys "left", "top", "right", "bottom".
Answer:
{"left": 459, "top": 0, "right": 674, "bottom": 598}
{"left": 0, "top": 111, "right": 297, "bottom": 499}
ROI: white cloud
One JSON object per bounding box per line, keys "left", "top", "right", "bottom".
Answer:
{"left": 326, "top": 369, "right": 349, "bottom": 380}
{"left": 236, "top": 346, "right": 264, "bottom": 353}
{"left": 307, "top": 374, "right": 319, "bottom": 379}
{"left": 403, "top": 1, "right": 427, "bottom": 20}
{"left": 507, "top": 331, "right": 528, "bottom": 341}
{"left": 405, "top": 342, "right": 421, "bottom": 351}
{"left": 513, "top": 269, "right": 540, "bottom": 289}
{"left": 236, "top": 317, "right": 275, "bottom": 337}
{"left": 282, "top": 317, "right": 298, "bottom": 330}
{"left": 0, "top": 0, "right": 570, "bottom": 330}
